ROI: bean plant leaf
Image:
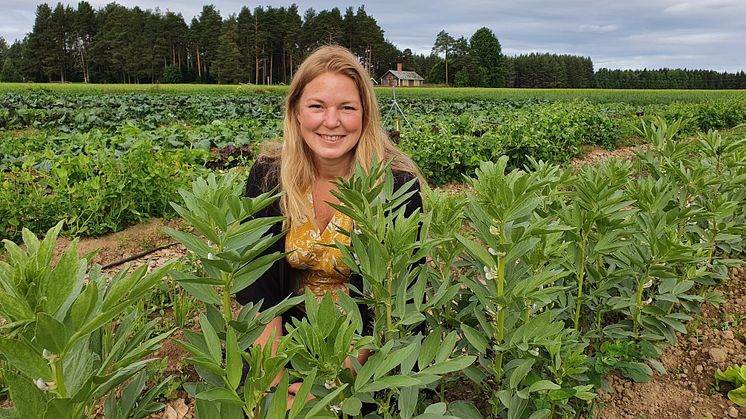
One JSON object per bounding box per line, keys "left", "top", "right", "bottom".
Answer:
{"left": 509, "top": 359, "right": 535, "bottom": 389}
{"left": 461, "top": 324, "right": 489, "bottom": 352}
{"left": 728, "top": 386, "right": 746, "bottom": 407}
{"left": 199, "top": 314, "right": 222, "bottom": 364}
{"left": 0, "top": 338, "right": 52, "bottom": 381}
{"left": 225, "top": 328, "right": 242, "bottom": 391}
{"left": 266, "top": 374, "right": 288, "bottom": 419}
{"left": 342, "top": 396, "right": 363, "bottom": 416}
{"left": 35, "top": 313, "right": 67, "bottom": 355}
{"left": 196, "top": 388, "right": 242, "bottom": 405}
{"left": 418, "top": 329, "right": 442, "bottom": 368}
{"left": 421, "top": 356, "right": 476, "bottom": 376}
{"left": 4, "top": 369, "right": 49, "bottom": 419}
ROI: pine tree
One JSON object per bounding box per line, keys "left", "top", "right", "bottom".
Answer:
{"left": 432, "top": 30, "right": 455, "bottom": 85}
{"left": 212, "top": 16, "right": 244, "bottom": 84}
{"left": 469, "top": 27, "right": 504, "bottom": 87}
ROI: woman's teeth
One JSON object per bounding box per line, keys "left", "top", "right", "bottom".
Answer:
{"left": 321, "top": 134, "right": 341, "bottom": 142}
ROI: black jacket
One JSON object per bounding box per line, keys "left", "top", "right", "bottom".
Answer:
{"left": 236, "top": 156, "right": 423, "bottom": 328}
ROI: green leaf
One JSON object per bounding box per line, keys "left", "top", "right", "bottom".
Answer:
{"left": 398, "top": 387, "right": 417, "bottom": 419}
{"left": 435, "top": 331, "right": 458, "bottom": 363}
{"left": 163, "top": 227, "right": 212, "bottom": 258}
{"left": 304, "top": 383, "right": 348, "bottom": 417}
{"left": 231, "top": 252, "right": 287, "bottom": 294}
{"left": 170, "top": 271, "right": 223, "bottom": 286}
{"left": 418, "top": 329, "right": 441, "bottom": 369}
{"left": 195, "top": 388, "right": 243, "bottom": 405}
{"left": 424, "top": 402, "right": 447, "bottom": 413}
{"left": 456, "top": 235, "right": 494, "bottom": 268}
{"left": 527, "top": 409, "right": 552, "bottom": 419}
{"left": 342, "top": 396, "right": 363, "bottom": 416}
{"left": 5, "top": 370, "right": 49, "bottom": 419}
{"left": 35, "top": 313, "right": 67, "bottom": 355}
{"left": 43, "top": 398, "right": 75, "bottom": 419}
{"left": 461, "top": 324, "right": 488, "bottom": 353}
{"left": 448, "top": 401, "right": 483, "bottom": 419}
{"left": 509, "top": 359, "right": 535, "bottom": 389}
{"left": 421, "top": 356, "right": 476, "bottom": 376}
{"left": 46, "top": 250, "right": 86, "bottom": 321}
{"left": 199, "top": 314, "right": 223, "bottom": 364}
{"left": 374, "top": 343, "right": 418, "bottom": 380}
{"left": 288, "top": 370, "right": 316, "bottom": 419}
{"left": 528, "top": 380, "right": 561, "bottom": 393}
{"left": 505, "top": 237, "right": 540, "bottom": 265}
{"left": 266, "top": 374, "right": 289, "bottom": 418}
{"left": 178, "top": 281, "right": 222, "bottom": 306}
{"left": 225, "top": 328, "right": 242, "bottom": 391}
{"left": 358, "top": 375, "right": 421, "bottom": 393}
{"left": 727, "top": 385, "right": 746, "bottom": 407}
{"left": 618, "top": 361, "right": 653, "bottom": 383}
{"left": 68, "top": 282, "right": 98, "bottom": 331}
{"left": 0, "top": 338, "right": 52, "bottom": 381}
{"left": 0, "top": 288, "right": 35, "bottom": 322}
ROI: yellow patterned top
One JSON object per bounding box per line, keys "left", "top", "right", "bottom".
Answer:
{"left": 285, "top": 194, "right": 353, "bottom": 301}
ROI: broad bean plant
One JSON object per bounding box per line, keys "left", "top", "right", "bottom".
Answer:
{"left": 0, "top": 222, "right": 174, "bottom": 418}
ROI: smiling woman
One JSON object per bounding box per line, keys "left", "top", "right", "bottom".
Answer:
{"left": 235, "top": 45, "right": 423, "bottom": 404}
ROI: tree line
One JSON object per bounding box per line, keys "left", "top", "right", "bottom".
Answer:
{"left": 0, "top": 2, "right": 401, "bottom": 84}
{"left": 594, "top": 68, "right": 746, "bottom": 90}
{"left": 0, "top": 2, "right": 744, "bottom": 89}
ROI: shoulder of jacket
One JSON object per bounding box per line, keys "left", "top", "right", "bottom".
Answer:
{"left": 392, "top": 170, "right": 418, "bottom": 187}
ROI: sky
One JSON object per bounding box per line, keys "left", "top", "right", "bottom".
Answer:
{"left": 1, "top": 0, "right": 745, "bottom": 72}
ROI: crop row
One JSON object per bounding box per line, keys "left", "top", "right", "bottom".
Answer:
{"left": 3, "top": 97, "right": 746, "bottom": 242}
{"left": 3, "top": 92, "right": 746, "bottom": 134}
{"left": 1, "top": 119, "right": 744, "bottom": 418}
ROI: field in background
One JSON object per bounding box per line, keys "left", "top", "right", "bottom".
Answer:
{"left": 2, "top": 82, "right": 746, "bottom": 103}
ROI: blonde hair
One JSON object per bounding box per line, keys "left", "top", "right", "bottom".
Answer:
{"left": 267, "top": 45, "right": 420, "bottom": 227}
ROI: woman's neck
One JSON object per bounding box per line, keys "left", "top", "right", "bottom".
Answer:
{"left": 313, "top": 156, "right": 354, "bottom": 181}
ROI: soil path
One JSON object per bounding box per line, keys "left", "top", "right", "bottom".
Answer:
{"left": 598, "top": 267, "right": 746, "bottom": 419}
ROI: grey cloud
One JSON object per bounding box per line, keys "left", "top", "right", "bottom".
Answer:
{"left": 1, "top": 0, "right": 744, "bottom": 72}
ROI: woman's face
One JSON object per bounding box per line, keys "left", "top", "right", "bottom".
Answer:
{"left": 296, "top": 72, "right": 363, "bottom": 170}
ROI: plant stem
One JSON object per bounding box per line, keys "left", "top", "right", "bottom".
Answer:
{"left": 573, "top": 239, "right": 587, "bottom": 331}
{"left": 633, "top": 270, "right": 650, "bottom": 336}
{"left": 385, "top": 264, "right": 395, "bottom": 344}
{"left": 494, "top": 252, "right": 506, "bottom": 382}
{"left": 222, "top": 272, "right": 233, "bottom": 324}
{"left": 706, "top": 220, "right": 718, "bottom": 269}
{"left": 52, "top": 356, "right": 67, "bottom": 398}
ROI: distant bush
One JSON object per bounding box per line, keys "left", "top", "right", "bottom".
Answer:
{"left": 162, "top": 65, "right": 183, "bottom": 84}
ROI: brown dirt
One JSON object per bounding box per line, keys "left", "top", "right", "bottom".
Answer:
{"left": 570, "top": 144, "right": 651, "bottom": 170}
{"left": 597, "top": 266, "right": 746, "bottom": 419}
{"left": 53, "top": 218, "right": 185, "bottom": 267}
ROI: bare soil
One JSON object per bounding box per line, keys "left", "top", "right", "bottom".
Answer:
{"left": 597, "top": 266, "right": 746, "bottom": 419}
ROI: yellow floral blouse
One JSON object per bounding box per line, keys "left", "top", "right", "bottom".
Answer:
{"left": 285, "top": 193, "right": 353, "bottom": 301}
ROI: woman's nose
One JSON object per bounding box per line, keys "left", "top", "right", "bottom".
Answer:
{"left": 323, "top": 108, "right": 340, "bottom": 127}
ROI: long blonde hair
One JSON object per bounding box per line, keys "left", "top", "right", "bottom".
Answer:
{"left": 267, "top": 45, "right": 420, "bottom": 226}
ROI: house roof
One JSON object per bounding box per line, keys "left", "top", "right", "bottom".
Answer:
{"left": 384, "top": 70, "right": 424, "bottom": 81}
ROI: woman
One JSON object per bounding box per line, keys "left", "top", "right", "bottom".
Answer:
{"left": 236, "top": 45, "right": 422, "bottom": 360}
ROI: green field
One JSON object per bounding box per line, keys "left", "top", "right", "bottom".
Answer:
{"left": 3, "top": 82, "right": 746, "bottom": 103}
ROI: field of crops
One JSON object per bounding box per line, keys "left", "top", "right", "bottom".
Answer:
{"left": 1, "top": 86, "right": 745, "bottom": 418}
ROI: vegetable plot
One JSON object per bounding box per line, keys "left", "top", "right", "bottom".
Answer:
{"left": 0, "top": 117, "right": 744, "bottom": 418}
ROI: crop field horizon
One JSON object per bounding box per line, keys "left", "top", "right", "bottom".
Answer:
{"left": 2, "top": 81, "right": 746, "bottom": 104}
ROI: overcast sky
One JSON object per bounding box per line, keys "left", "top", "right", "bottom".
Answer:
{"left": 2, "top": 0, "right": 745, "bottom": 72}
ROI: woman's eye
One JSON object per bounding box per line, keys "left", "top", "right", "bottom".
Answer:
{"left": 309, "top": 104, "right": 322, "bottom": 109}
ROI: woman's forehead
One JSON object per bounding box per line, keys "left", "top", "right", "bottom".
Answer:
{"left": 300, "top": 73, "right": 362, "bottom": 102}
